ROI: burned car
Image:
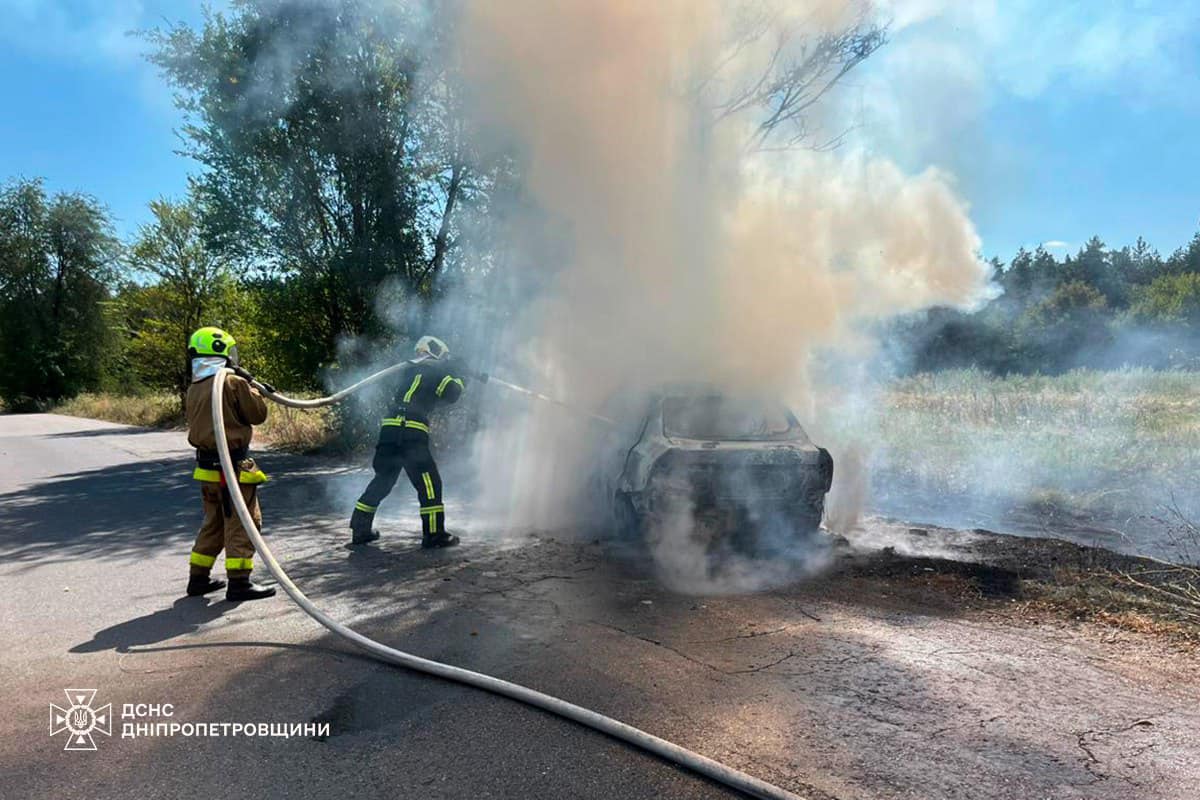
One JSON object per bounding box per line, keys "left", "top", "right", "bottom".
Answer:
{"left": 600, "top": 386, "right": 834, "bottom": 550}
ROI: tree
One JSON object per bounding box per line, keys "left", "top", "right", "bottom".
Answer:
{"left": 147, "top": 0, "right": 491, "bottom": 365}
{"left": 1000, "top": 247, "right": 1035, "bottom": 304}
{"left": 1029, "top": 245, "right": 1060, "bottom": 299}
{"left": 712, "top": 5, "right": 888, "bottom": 149}
{"left": 1111, "top": 236, "right": 1164, "bottom": 287}
{"left": 899, "top": 306, "right": 1020, "bottom": 374}
{"left": 0, "top": 179, "right": 121, "bottom": 407}
{"left": 123, "top": 196, "right": 244, "bottom": 399}
{"left": 1130, "top": 272, "right": 1200, "bottom": 327}
{"left": 1061, "top": 236, "right": 1129, "bottom": 308}
{"left": 1018, "top": 280, "right": 1111, "bottom": 372}
{"left": 1165, "top": 232, "right": 1200, "bottom": 276}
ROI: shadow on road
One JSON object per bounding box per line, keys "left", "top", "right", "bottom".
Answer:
{"left": 70, "top": 597, "right": 231, "bottom": 653}
{"left": 42, "top": 426, "right": 177, "bottom": 439}
{"left": 0, "top": 452, "right": 329, "bottom": 567}
{"left": 120, "top": 639, "right": 368, "bottom": 662}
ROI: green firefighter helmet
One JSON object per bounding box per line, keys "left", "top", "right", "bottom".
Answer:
{"left": 188, "top": 327, "right": 239, "bottom": 364}
{"left": 414, "top": 335, "right": 449, "bottom": 360}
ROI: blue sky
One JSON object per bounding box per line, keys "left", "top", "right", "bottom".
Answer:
{"left": 0, "top": 0, "right": 211, "bottom": 238}
{"left": 857, "top": 0, "right": 1200, "bottom": 259}
{"left": 1, "top": 1, "right": 1198, "bottom": 262}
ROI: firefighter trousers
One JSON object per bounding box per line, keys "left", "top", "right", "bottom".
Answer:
{"left": 352, "top": 428, "right": 444, "bottom": 536}
{"left": 189, "top": 482, "right": 261, "bottom": 579}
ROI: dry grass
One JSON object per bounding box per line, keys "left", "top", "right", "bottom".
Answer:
{"left": 827, "top": 368, "right": 1200, "bottom": 526}
{"left": 256, "top": 403, "right": 335, "bottom": 452}
{"left": 54, "top": 392, "right": 183, "bottom": 429}
{"left": 51, "top": 391, "right": 336, "bottom": 453}
{"left": 1021, "top": 565, "right": 1200, "bottom": 644}
{"left": 883, "top": 369, "right": 1200, "bottom": 486}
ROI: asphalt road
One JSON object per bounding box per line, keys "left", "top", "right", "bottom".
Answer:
{"left": 2, "top": 414, "right": 1198, "bottom": 800}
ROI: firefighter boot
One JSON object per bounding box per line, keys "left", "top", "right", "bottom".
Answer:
{"left": 348, "top": 510, "right": 379, "bottom": 546}
{"left": 226, "top": 576, "right": 277, "bottom": 601}
{"left": 421, "top": 531, "right": 460, "bottom": 549}
{"left": 350, "top": 508, "right": 381, "bottom": 545}
{"left": 352, "top": 528, "right": 381, "bottom": 545}
{"left": 186, "top": 574, "right": 226, "bottom": 596}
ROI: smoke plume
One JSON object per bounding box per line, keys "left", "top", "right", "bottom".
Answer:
{"left": 444, "top": 0, "right": 991, "bottom": 586}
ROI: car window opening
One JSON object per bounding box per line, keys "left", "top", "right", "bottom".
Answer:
{"left": 663, "top": 395, "right": 799, "bottom": 441}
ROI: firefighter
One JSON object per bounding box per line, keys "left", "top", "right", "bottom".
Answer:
{"left": 184, "top": 327, "right": 277, "bottom": 601}
{"left": 350, "top": 335, "right": 465, "bottom": 548}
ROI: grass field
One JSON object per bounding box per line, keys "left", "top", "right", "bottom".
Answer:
{"left": 839, "top": 368, "right": 1200, "bottom": 563}
{"left": 52, "top": 391, "right": 336, "bottom": 452}
{"left": 878, "top": 368, "right": 1200, "bottom": 502}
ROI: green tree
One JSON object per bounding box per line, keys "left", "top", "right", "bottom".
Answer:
{"left": 1060, "top": 237, "right": 1130, "bottom": 308}
{"left": 1111, "top": 236, "right": 1164, "bottom": 287}
{"left": 1029, "top": 245, "right": 1060, "bottom": 298}
{"left": 1000, "top": 247, "right": 1035, "bottom": 304}
{"left": 123, "top": 196, "right": 245, "bottom": 399}
{"left": 1165, "top": 232, "right": 1200, "bottom": 276}
{"left": 147, "top": 0, "right": 489, "bottom": 368}
{"left": 1018, "top": 280, "right": 1111, "bottom": 372}
{"left": 1130, "top": 272, "right": 1200, "bottom": 326}
{"left": 0, "top": 178, "right": 121, "bottom": 407}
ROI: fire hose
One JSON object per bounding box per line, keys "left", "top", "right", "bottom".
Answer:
{"left": 210, "top": 365, "right": 803, "bottom": 800}
{"left": 235, "top": 360, "right": 617, "bottom": 428}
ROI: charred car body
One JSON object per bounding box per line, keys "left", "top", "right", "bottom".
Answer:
{"left": 600, "top": 386, "right": 834, "bottom": 550}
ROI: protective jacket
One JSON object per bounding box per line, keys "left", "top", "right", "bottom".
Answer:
{"left": 186, "top": 373, "right": 269, "bottom": 485}
{"left": 386, "top": 359, "right": 465, "bottom": 425}
{"left": 186, "top": 373, "right": 268, "bottom": 453}
{"left": 350, "top": 358, "right": 466, "bottom": 540}
{"left": 184, "top": 370, "right": 269, "bottom": 579}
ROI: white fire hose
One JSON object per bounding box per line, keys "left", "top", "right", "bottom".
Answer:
{"left": 210, "top": 366, "right": 804, "bottom": 800}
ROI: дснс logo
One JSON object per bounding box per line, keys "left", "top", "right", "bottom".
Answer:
{"left": 50, "top": 689, "right": 112, "bottom": 751}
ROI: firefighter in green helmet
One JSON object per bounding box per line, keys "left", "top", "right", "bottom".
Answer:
{"left": 184, "top": 327, "right": 276, "bottom": 601}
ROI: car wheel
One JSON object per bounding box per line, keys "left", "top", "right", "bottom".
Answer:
{"left": 613, "top": 492, "right": 642, "bottom": 540}
{"left": 798, "top": 497, "right": 825, "bottom": 537}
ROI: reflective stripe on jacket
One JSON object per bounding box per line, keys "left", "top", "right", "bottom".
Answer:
{"left": 389, "top": 361, "right": 465, "bottom": 419}
{"left": 380, "top": 416, "right": 431, "bottom": 433}
{"left": 192, "top": 465, "right": 270, "bottom": 484}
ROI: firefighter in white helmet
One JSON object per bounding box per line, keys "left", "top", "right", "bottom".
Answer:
{"left": 349, "top": 336, "right": 466, "bottom": 547}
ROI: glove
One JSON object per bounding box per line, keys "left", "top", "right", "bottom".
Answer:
{"left": 461, "top": 366, "right": 489, "bottom": 383}
{"left": 233, "top": 366, "right": 276, "bottom": 394}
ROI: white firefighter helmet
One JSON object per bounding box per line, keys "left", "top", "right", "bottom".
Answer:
{"left": 414, "top": 335, "right": 450, "bottom": 360}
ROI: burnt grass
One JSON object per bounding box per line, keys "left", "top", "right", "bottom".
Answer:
{"left": 816, "top": 525, "right": 1200, "bottom": 643}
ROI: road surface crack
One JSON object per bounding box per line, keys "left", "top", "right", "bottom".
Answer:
{"left": 684, "top": 623, "right": 804, "bottom": 644}
{"left": 930, "top": 714, "right": 1004, "bottom": 739}
{"left": 459, "top": 573, "right": 577, "bottom": 597}
{"left": 589, "top": 622, "right": 731, "bottom": 674}
{"left": 592, "top": 622, "right": 806, "bottom": 677}
{"left": 728, "top": 650, "right": 800, "bottom": 674}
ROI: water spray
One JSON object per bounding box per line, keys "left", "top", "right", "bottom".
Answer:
{"left": 211, "top": 364, "right": 801, "bottom": 800}
{"left": 481, "top": 374, "right": 617, "bottom": 427}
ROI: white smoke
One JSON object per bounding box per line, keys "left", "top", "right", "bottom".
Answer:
{"left": 440, "top": 0, "right": 994, "bottom": 588}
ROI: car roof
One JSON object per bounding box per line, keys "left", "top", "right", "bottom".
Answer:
{"left": 658, "top": 381, "right": 772, "bottom": 397}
